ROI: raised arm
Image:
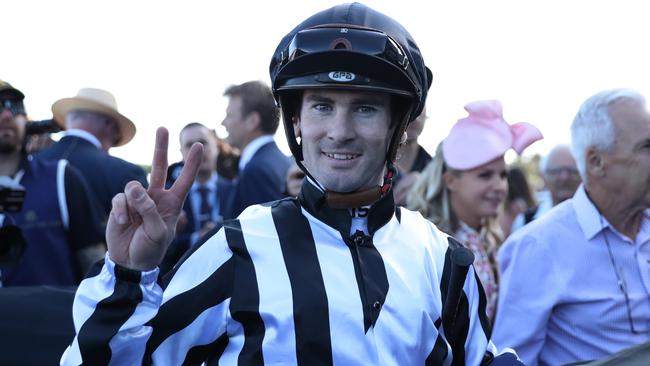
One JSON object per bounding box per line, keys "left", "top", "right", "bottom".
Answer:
{"left": 61, "top": 128, "right": 205, "bottom": 365}
{"left": 106, "top": 127, "right": 202, "bottom": 271}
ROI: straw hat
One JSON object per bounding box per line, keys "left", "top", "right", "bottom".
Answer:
{"left": 52, "top": 88, "right": 135, "bottom": 146}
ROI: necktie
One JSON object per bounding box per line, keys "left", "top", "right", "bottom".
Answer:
{"left": 197, "top": 186, "right": 212, "bottom": 228}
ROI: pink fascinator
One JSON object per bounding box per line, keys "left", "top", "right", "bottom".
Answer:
{"left": 442, "top": 100, "right": 543, "bottom": 170}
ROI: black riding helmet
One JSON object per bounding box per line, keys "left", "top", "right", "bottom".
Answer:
{"left": 270, "top": 2, "right": 431, "bottom": 207}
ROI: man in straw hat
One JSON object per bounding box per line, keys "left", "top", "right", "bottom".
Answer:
{"left": 0, "top": 79, "right": 105, "bottom": 286}
{"left": 61, "top": 4, "right": 522, "bottom": 365}
{"left": 37, "top": 88, "right": 147, "bottom": 219}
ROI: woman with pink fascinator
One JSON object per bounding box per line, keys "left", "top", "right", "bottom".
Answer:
{"left": 407, "top": 100, "right": 542, "bottom": 322}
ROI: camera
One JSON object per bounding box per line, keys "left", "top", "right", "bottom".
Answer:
{"left": 0, "top": 177, "right": 27, "bottom": 266}
{"left": 25, "top": 119, "right": 62, "bottom": 135}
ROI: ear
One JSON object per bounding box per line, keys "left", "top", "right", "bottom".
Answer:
{"left": 443, "top": 171, "right": 459, "bottom": 192}
{"left": 585, "top": 147, "right": 605, "bottom": 178}
{"left": 293, "top": 115, "right": 301, "bottom": 138}
{"left": 245, "top": 111, "right": 261, "bottom": 132}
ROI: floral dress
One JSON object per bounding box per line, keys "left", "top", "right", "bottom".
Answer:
{"left": 453, "top": 221, "right": 499, "bottom": 321}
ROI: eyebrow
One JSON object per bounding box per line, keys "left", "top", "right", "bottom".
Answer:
{"left": 304, "top": 93, "right": 387, "bottom": 106}
{"left": 304, "top": 94, "right": 334, "bottom": 104}
{"left": 349, "top": 95, "right": 388, "bottom": 106}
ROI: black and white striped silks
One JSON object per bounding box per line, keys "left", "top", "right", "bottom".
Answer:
{"left": 61, "top": 181, "right": 507, "bottom": 365}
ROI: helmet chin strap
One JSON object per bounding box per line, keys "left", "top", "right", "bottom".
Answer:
{"left": 325, "top": 163, "right": 396, "bottom": 209}
{"left": 296, "top": 157, "right": 397, "bottom": 209}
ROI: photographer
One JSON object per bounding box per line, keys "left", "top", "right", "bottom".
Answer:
{"left": 0, "top": 79, "right": 105, "bottom": 286}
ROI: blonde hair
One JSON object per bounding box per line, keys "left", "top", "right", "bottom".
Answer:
{"left": 406, "top": 143, "right": 504, "bottom": 245}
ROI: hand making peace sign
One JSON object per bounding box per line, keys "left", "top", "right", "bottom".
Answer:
{"left": 106, "top": 127, "right": 203, "bottom": 271}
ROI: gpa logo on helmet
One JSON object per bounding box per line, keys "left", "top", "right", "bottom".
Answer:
{"left": 328, "top": 71, "right": 355, "bottom": 82}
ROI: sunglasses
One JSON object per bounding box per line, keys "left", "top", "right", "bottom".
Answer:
{"left": 546, "top": 166, "right": 580, "bottom": 178}
{"left": 279, "top": 26, "right": 418, "bottom": 89}
{"left": 286, "top": 26, "right": 408, "bottom": 65}
{"left": 0, "top": 98, "right": 26, "bottom": 116}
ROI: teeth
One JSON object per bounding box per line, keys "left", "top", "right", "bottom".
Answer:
{"left": 325, "top": 153, "right": 357, "bottom": 160}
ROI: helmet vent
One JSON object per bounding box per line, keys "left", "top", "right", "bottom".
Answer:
{"left": 329, "top": 38, "right": 352, "bottom": 50}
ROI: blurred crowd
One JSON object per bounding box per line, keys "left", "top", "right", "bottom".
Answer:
{"left": 1, "top": 74, "right": 649, "bottom": 365}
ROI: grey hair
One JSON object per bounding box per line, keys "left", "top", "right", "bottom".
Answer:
{"left": 539, "top": 144, "right": 572, "bottom": 174}
{"left": 570, "top": 89, "right": 645, "bottom": 181}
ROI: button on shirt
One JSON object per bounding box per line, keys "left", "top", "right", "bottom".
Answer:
{"left": 493, "top": 185, "right": 650, "bottom": 366}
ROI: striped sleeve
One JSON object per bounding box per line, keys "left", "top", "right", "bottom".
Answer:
{"left": 60, "top": 227, "right": 234, "bottom": 365}
{"left": 425, "top": 223, "right": 519, "bottom": 365}
{"left": 60, "top": 254, "right": 163, "bottom": 366}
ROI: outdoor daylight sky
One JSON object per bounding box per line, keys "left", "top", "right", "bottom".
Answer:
{"left": 4, "top": 0, "right": 650, "bottom": 165}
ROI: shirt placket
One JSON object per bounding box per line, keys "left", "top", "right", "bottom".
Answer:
{"left": 634, "top": 235, "right": 650, "bottom": 332}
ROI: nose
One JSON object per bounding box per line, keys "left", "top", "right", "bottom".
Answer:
{"left": 326, "top": 110, "right": 355, "bottom": 143}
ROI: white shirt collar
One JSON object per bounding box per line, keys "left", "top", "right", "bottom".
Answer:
{"left": 191, "top": 172, "right": 219, "bottom": 192}
{"left": 574, "top": 184, "right": 650, "bottom": 242}
{"left": 572, "top": 184, "right": 604, "bottom": 240}
{"left": 65, "top": 129, "right": 102, "bottom": 150}
{"left": 238, "top": 135, "right": 274, "bottom": 171}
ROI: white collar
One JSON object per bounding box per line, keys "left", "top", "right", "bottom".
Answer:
{"left": 238, "top": 135, "right": 274, "bottom": 171}
{"left": 191, "top": 172, "right": 219, "bottom": 191}
{"left": 65, "top": 129, "right": 102, "bottom": 150}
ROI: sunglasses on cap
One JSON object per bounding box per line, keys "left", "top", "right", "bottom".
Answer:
{"left": 0, "top": 98, "right": 26, "bottom": 116}
{"left": 284, "top": 26, "right": 408, "bottom": 64}
{"left": 278, "top": 26, "right": 418, "bottom": 89}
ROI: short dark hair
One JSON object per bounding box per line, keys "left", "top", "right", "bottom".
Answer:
{"left": 180, "top": 121, "right": 209, "bottom": 133}
{"left": 179, "top": 122, "right": 215, "bottom": 140}
{"left": 224, "top": 81, "right": 280, "bottom": 134}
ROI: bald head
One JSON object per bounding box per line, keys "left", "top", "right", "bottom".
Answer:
{"left": 541, "top": 144, "right": 581, "bottom": 205}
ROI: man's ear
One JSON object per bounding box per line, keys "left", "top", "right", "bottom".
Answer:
{"left": 245, "top": 111, "right": 261, "bottom": 132}
{"left": 586, "top": 147, "right": 605, "bottom": 178}
{"left": 293, "top": 116, "right": 301, "bottom": 138}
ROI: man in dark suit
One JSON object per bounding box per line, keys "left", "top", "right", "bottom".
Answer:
{"left": 160, "top": 122, "right": 234, "bottom": 273}
{"left": 37, "top": 88, "right": 148, "bottom": 221}
{"left": 220, "top": 80, "right": 291, "bottom": 219}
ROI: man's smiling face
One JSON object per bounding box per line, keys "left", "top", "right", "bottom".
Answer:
{"left": 295, "top": 89, "right": 393, "bottom": 193}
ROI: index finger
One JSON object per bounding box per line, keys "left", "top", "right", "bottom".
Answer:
{"left": 169, "top": 142, "right": 203, "bottom": 199}
{"left": 148, "top": 127, "right": 169, "bottom": 190}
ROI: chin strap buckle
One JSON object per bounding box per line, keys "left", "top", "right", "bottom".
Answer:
{"left": 379, "top": 163, "right": 396, "bottom": 196}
